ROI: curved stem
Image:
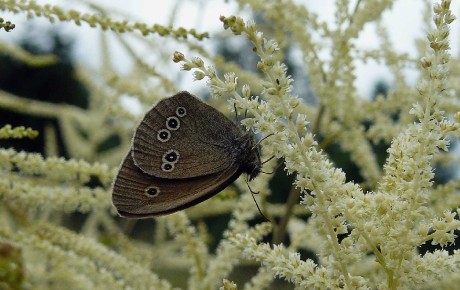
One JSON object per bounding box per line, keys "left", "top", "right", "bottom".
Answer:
{"left": 272, "top": 182, "right": 300, "bottom": 245}
{"left": 360, "top": 230, "right": 396, "bottom": 290}
{"left": 312, "top": 104, "right": 325, "bottom": 137}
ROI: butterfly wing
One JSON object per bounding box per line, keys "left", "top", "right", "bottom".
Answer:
{"left": 112, "top": 151, "right": 241, "bottom": 218}
{"left": 132, "top": 91, "right": 242, "bottom": 179}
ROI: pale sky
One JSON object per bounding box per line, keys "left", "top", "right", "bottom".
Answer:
{"left": 1, "top": 0, "right": 459, "bottom": 99}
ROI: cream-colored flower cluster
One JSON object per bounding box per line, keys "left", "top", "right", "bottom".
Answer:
{"left": 0, "top": 0, "right": 208, "bottom": 39}
{"left": 172, "top": 1, "right": 460, "bottom": 289}
{"left": 0, "top": 223, "right": 173, "bottom": 289}
{"left": 0, "top": 41, "right": 57, "bottom": 66}
{"left": 0, "top": 124, "right": 38, "bottom": 139}
{"left": 0, "top": 148, "right": 114, "bottom": 213}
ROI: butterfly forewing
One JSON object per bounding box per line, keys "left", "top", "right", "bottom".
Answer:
{"left": 132, "top": 92, "right": 240, "bottom": 179}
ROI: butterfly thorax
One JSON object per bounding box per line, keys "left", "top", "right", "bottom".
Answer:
{"left": 231, "top": 131, "right": 261, "bottom": 181}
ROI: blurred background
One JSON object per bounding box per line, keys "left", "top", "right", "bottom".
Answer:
{"left": 1, "top": 1, "right": 460, "bottom": 288}
{"left": 3, "top": 0, "right": 460, "bottom": 101}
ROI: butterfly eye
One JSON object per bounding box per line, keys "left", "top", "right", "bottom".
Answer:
{"left": 166, "top": 116, "right": 180, "bottom": 131}
{"left": 176, "top": 107, "right": 187, "bottom": 117}
{"left": 157, "top": 129, "right": 171, "bottom": 142}
{"left": 162, "top": 149, "right": 179, "bottom": 163}
{"left": 161, "top": 162, "right": 174, "bottom": 172}
{"left": 144, "top": 186, "right": 160, "bottom": 198}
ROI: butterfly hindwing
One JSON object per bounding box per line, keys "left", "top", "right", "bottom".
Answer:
{"left": 112, "top": 151, "right": 241, "bottom": 218}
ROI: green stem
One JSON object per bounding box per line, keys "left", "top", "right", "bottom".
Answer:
{"left": 318, "top": 131, "right": 342, "bottom": 150}
{"left": 348, "top": 0, "right": 363, "bottom": 26}
{"left": 312, "top": 104, "right": 324, "bottom": 137}
{"left": 359, "top": 230, "right": 396, "bottom": 289}
{"left": 272, "top": 183, "right": 300, "bottom": 245}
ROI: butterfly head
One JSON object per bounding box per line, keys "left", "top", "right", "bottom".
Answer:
{"left": 235, "top": 131, "right": 262, "bottom": 181}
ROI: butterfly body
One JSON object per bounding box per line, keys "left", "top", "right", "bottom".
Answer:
{"left": 112, "top": 91, "right": 261, "bottom": 218}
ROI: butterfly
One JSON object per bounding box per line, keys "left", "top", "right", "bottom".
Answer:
{"left": 112, "top": 91, "right": 261, "bottom": 218}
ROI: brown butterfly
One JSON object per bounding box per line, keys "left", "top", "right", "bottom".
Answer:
{"left": 112, "top": 91, "right": 261, "bottom": 218}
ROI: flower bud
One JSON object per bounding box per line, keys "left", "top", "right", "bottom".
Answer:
{"left": 172, "top": 51, "right": 185, "bottom": 63}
